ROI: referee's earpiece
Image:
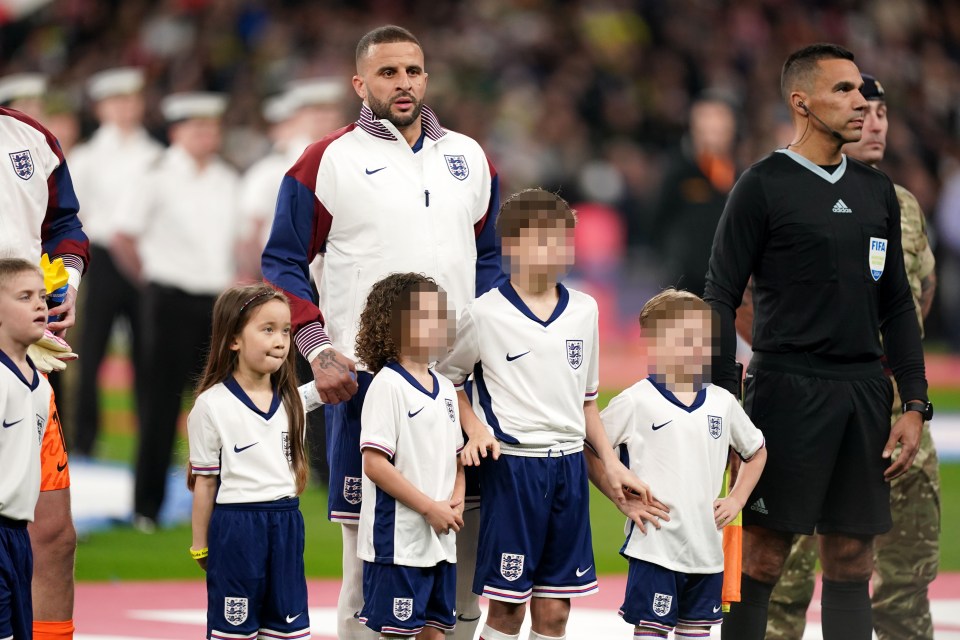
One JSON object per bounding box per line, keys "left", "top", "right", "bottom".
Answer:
{"left": 797, "top": 101, "right": 807, "bottom": 111}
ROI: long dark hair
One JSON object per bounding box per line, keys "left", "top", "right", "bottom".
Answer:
{"left": 187, "top": 283, "right": 308, "bottom": 494}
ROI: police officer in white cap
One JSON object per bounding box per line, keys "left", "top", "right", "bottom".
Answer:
{"left": 69, "top": 67, "right": 164, "bottom": 458}
{"left": 0, "top": 72, "right": 47, "bottom": 120}
{"left": 112, "top": 91, "right": 241, "bottom": 531}
{"left": 237, "top": 77, "right": 346, "bottom": 278}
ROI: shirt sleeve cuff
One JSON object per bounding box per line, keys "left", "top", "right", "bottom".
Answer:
{"left": 360, "top": 441, "right": 395, "bottom": 459}
{"left": 295, "top": 322, "right": 332, "bottom": 361}
{"left": 59, "top": 254, "right": 84, "bottom": 291}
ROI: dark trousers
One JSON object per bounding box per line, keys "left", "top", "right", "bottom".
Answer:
{"left": 134, "top": 283, "right": 215, "bottom": 520}
{"left": 295, "top": 352, "right": 329, "bottom": 486}
{"left": 73, "top": 244, "right": 143, "bottom": 456}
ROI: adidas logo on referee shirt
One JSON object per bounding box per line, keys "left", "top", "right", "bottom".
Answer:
{"left": 832, "top": 199, "right": 852, "bottom": 213}
{"left": 750, "top": 498, "right": 769, "bottom": 515}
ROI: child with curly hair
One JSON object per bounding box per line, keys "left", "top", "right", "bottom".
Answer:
{"left": 354, "top": 272, "right": 466, "bottom": 638}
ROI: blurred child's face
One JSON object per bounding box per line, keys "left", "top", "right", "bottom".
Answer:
{"left": 503, "top": 215, "right": 574, "bottom": 283}
{"left": 647, "top": 309, "right": 713, "bottom": 385}
{"left": 400, "top": 289, "right": 453, "bottom": 363}
{"left": 0, "top": 271, "right": 47, "bottom": 348}
{"left": 231, "top": 299, "right": 291, "bottom": 377}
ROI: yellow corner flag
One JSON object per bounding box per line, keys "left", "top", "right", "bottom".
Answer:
{"left": 721, "top": 463, "right": 742, "bottom": 612}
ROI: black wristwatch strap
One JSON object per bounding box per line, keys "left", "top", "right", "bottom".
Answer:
{"left": 902, "top": 400, "right": 933, "bottom": 421}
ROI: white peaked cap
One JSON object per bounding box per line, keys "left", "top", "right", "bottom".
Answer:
{"left": 160, "top": 92, "right": 228, "bottom": 123}
{"left": 262, "top": 93, "right": 296, "bottom": 124}
{"left": 285, "top": 77, "right": 345, "bottom": 111}
{"left": 0, "top": 73, "right": 47, "bottom": 104}
{"left": 87, "top": 67, "right": 145, "bottom": 101}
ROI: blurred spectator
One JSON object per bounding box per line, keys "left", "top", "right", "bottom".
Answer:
{"left": 0, "top": 72, "right": 46, "bottom": 119}
{"left": 237, "top": 76, "right": 347, "bottom": 280}
{"left": 111, "top": 92, "right": 240, "bottom": 532}
{"left": 652, "top": 91, "right": 738, "bottom": 296}
{"left": 69, "top": 67, "right": 163, "bottom": 458}
{"left": 936, "top": 152, "right": 960, "bottom": 350}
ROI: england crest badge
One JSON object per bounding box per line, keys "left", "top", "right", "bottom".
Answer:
{"left": 869, "top": 237, "right": 887, "bottom": 281}
{"left": 566, "top": 339, "right": 583, "bottom": 369}
{"left": 224, "top": 596, "right": 248, "bottom": 625}
{"left": 393, "top": 597, "right": 414, "bottom": 621}
{"left": 9, "top": 150, "right": 34, "bottom": 180}
{"left": 708, "top": 415, "right": 722, "bottom": 439}
{"left": 445, "top": 398, "right": 456, "bottom": 422}
{"left": 343, "top": 476, "right": 362, "bottom": 505}
{"left": 445, "top": 154, "right": 469, "bottom": 181}
{"left": 652, "top": 592, "right": 673, "bottom": 617}
{"left": 500, "top": 553, "right": 525, "bottom": 582}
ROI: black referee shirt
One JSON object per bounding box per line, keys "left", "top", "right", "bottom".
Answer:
{"left": 704, "top": 149, "right": 927, "bottom": 403}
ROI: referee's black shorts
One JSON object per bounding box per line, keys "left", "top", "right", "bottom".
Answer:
{"left": 742, "top": 352, "right": 894, "bottom": 536}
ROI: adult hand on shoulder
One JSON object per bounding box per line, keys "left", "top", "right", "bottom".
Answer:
{"left": 47, "top": 285, "right": 78, "bottom": 337}
{"left": 883, "top": 409, "right": 922, "bottom": 481}
{"left": 310, "top": 348, "right": 358, "bottom": 404}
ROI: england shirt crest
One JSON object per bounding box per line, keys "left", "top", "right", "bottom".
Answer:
{"left": 444, "top": 154, "right": 469, "bottom": 180}
{"left": 566, "top": 339, "right": 583, "bottom": 369}
{"left": 869, "top": 237, "right": 887, "bottom": 281}
{"left": 224, "top": 596, "right": 248, "bottom": 625}
{"left": 708, "top": 415, "right": 722, "bottom": 439}
{"left": 9, "top": 150, "right": 34, "bottom": 180}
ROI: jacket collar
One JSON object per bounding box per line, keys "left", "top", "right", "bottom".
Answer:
{"left": 356, "top": 103, "right": 447, "bottom": 144}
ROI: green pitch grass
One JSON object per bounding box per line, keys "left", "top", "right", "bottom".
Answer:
{"left": 75, "top": 389, "right": 960, "bottom": 581}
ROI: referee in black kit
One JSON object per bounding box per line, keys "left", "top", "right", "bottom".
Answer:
{"left": 704, "top": 44, "right": 931, "bottom": 640}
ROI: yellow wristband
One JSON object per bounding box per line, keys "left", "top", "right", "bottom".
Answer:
{"left": 190, "top": 547, "right": 209, "bottom": 560}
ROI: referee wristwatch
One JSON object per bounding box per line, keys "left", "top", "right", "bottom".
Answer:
{"left": 903, "top": 400, "right": 934, "bottom": 421}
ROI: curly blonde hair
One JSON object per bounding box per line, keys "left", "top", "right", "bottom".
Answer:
{"left": 356, "top": 273, "right": 442, "bottom": 373}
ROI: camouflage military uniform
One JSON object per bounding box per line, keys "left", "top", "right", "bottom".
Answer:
{"left": 766, "top": 185, "right": 939, "bottom": 640}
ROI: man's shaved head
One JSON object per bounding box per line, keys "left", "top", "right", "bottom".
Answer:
{"left": 781, "top": 43, "right": 855, "bottom": 103}
{"left": 356, "top": 25, "right": 421, "bottom": 69}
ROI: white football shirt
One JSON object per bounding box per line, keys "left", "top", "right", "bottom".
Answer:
{"left": 188, "top": 378, "right": 304, "bottom": 504}
{"left": 437, "top": 282, "right": 599, "bottom": 452}
{"left": 0, "top": 351, "right": 51, "bottom": 521}
{"left": 601, "top": 377, "right": 764, "bottom": 573}
{"left": 358, "top": 363, "right": 463, "bottom": 567}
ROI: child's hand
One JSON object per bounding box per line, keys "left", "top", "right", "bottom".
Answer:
{"left": 195, "top": 557, "right": 208, "bottom": 572}
{"left": 713, "top": 496, "right": 744, "bottom": 529}
{"left": 606, "top": 462, "right": 650, "bottom": 504}
{"left": 619, "top": 492, "right": 671, "bottom": 535}
{"left": 424, "top": 498, "right": 464, "bottom": 535}
{"left": 461, "top": 432, "right": 500, "bottom": 466}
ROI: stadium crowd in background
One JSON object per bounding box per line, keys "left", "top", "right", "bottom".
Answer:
{"left": 1, "top": 0, "right": 959, "bottom": 345}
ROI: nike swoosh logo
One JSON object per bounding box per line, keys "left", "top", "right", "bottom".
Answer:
{"left": 575, "top": 565, "right": 592, "bottom": 577}
{"left": 56, "top": 459, "right": 68, "bottom": 472}
{"left": 285, "top": 613, "right": 302, "bottom": 623}
{"left": 365, "top": 166, "right": 386, "bottom": 175}
{"left": 713, "top": 605, "right": 722, "bottom": 613}
{"left": 408, "top": 407, "right": 424, "bottom": 418}
{"left": 506, "top": 351, "right": 530, "bottom": 362}
{"left": 234, "top": 442, "right": 258, "bottom": 453}
{"left": 652, "top": 421, "right": 672, "bottom": 431}
{"left": 2, "top": 418, "right": 22, "bottom": 428}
